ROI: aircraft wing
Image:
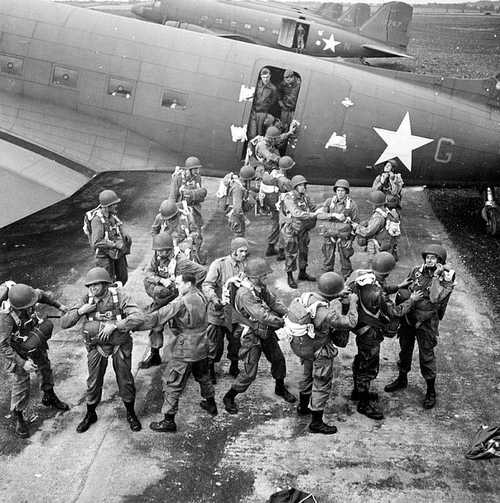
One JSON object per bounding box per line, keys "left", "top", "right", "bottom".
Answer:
{"left": 0, "top": 90, "right": 183, "bottom": 228}
{"left": 362, "top": 43, "right": 413, "bottom": 59}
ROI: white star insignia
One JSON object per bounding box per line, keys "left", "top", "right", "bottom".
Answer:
{"left": 373, "top": 112, "right": 434, "bottom": 172}
{"left": 322, "top": 34, "right": 341, "bottom": 53}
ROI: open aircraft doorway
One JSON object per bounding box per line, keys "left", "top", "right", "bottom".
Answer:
{"left": 243, "top": 65, "right": 302, "bottom": 162}
{"left": 277, "top": 19, "right": 310, "bottom": 53}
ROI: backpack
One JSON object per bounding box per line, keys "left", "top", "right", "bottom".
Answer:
{"left": 83, "top": 206, "right": 101, "bottom": 247}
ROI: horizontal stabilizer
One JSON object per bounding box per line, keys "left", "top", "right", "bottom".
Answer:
{"left": 360, "top": 2, "right": 413, "bottom": 49}
{"left": 362, "top": 43, "right": 413, "bottom": 58}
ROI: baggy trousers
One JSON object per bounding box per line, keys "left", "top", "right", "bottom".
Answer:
{"left": 86, "top": 342, "right": 135, "bottom": 405}
{"left": 283, "top": 229, "right": 310, "bottom": 273}
{"left": 352, "top": 329, "right": 382, "bottom": 394}
{"left": 299, "top": 345, "right": 337, "bottom": 411}
{"left": 397, "top": 318, "right": 438, "bottom": 381}
{"left": 95, "top": 256, "right": 128, "bottom": 285}
{"left": 162, "top": 358, "right": 214, "bottom": 415}
{"left": 321, "top": 237, "right": 354, "bottom": 278}
{"left": 207, "top": 324, "right": 241, "bottom": 363}
{"left": 9, "top": 349, "right": 54, "bottom": 412}
{"left": 231, "top": 331, "right": 286, "bottom": 393}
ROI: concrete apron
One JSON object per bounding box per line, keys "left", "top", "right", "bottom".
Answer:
{"left": 0, "top": 182, "right": 498, "bottom": 503}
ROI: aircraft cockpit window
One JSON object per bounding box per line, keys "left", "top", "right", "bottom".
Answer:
{"left": 0, "top": 54, "right": 23, "bottom": 76}
{"left": 108, "top": 78, "right": 133, "bottom": 99}
{"left": 52, "top": 66, "right": 78, "bottom": 88}
{"left": 161, "top": 89, "right": 187, "bottom": 110}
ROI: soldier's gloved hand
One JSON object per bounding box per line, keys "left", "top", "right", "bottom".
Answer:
{"left": 348, "top": 293, "right": 358, "bottom": 304}
{"left": 409, "top": 291, "right": 424, "bottom": 303}
{"left": 99, "top": 323, "right": 117, "bottom": 342}
{"left": 78, "top": 303, "right": 96, "bottom": 316}
{"left": 23, "top": 360, "right": 38, "bottom": 373}
{"left": 160, "top": 277, "right": 173, "bottom": 288}
{"left": 433, "top": 263, "right": 444, "bottom": 277}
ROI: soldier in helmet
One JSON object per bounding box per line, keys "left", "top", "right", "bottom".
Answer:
{"left": 317, "top": 179, "right": 359, "bottom": 279}
{"left": 248, "top": 67, "right": 279, "bottom": 139}
{"left": 202, "top": 237, "right": 249, "bottom": 382}
{"left": 352, "top": 190, "right": 393, "bottom": 268}
{"left": 283, "top": 272, "right": 358, "bottom": 434}
{"left": 169, "top": 156, "right": 207, "bottom": 232}
{"left": 253, "top": 126, "right": 282, "bottom": 172}
{"left": 226, "top": 165, "right": 257, "bottom": 237}
{"left": 0, "top": 283, "right": 69, "bottom": 437}
{"left": 148, "top": 272, "right": 216, "bottom": 433}
{"left": 348, "top": 258, "right": 423, "bottom": 419}
{"left": 151, "top": 199, "right": 202, "bottom": 262}
{"left": 385, "top": 244, "right": 455, "bottom": 410}
{"left": 222, "top": 258, "right": 296, "bottom": 414}
{"left": 278, "top": 69, "right": 300, "bottom": 132}
{"left": 90, "top": 189, "right": 132, "bottom": 285}
{"left": 61, "top": 268, "right": 144, "bottom": 433}
{"left": 372, "top": 159, "right": 403, "bottom": 208}
{"left": 281, "top": 175, "right": 317, "bottom": 288}
{"left": 139, "top": 232, "right": 207, "bottom": 369}
{"left": 261, "top": 155, "right": 295, "bottom": 258}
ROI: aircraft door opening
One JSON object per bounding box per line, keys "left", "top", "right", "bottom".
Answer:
{"left": 242, "top": 65, "right": 302, "bottom": 164}
{"left": 278, "top": 19, "right": 309, "bottom": 52}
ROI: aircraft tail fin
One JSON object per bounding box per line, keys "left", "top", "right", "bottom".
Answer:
{"left": 359, "top": 2, "right": 413, "bottom": 49}
{"left": 337, "top": 3, "right": 371, "bottom": 28}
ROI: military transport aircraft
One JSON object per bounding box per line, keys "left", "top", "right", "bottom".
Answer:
{"left": 0, "top": 0, "right": 499, "bottom": 233}
{"left": 130, "top": 0, "right": 414, "bottom": 59}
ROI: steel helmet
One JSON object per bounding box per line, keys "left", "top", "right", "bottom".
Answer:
{"left": 421, "top": 244, "right": 447, "bottom": 264}
{"left": 99, "top": 190, "right": 121, "bottom": 207}
{"left": 359, "top": 284, "right": 382, "bottom": 312}
{"left": 239, "top": 165, "right": 255, "bottom": 180}
{"left": 152, "top": 232, "right": 174, "bottom": 251}
{"left": 279, "top": 156, "right": 295, "bottom": 171}
{"left": 84, "top": 267, "right": 112, "bottom": 286}
{"left": 334, "top": 179, "right": 350, "bottom": 193}
{"left": 317, "top": 272, "right": 344, "bottom": 298}
{"left": 291, "top": 174, "right": 307, "bottom": 189}
{"left": 368, "top": 190, "right": 386, "bottom": 206}
{"left": 372, "top": 252, "right": 396, "bottom": 275}
{"left": 263, "top": 114, "right": 275, "bottom": 129}
{"left": 245, "top": 257, "right": 272, "bottom": 277}
{"left": 184, "top": 156, "right": 202, "bottom": 170}
{"left": 230, "top": 237, "right": 249, "bottom": 252}
{"left": 8, "top": 284, "right": 38, "bottom": 310}
{"left": 159, "top": 200, "right": 178, "bottom": 219}
{"left": 265, "top": 126, "right": 281, "bottom": 139}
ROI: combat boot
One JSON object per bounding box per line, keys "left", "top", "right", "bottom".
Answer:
{"left": 297, "top": 393, "right": 311, "bottom": 415}
{"left": 209, "top": 360, "right": 217, "bottom": 384}
{"left": 384, "top": 371, "right": 408, "bottom": 392}
{"left": 309, "top": 410, "right": 337, "bottom": 434}
{"left": 228, "top": 360, "right": 240, "bottom": 377}
{"left": 276, "top": 248, "right": 285, "bottom": 261}
{"left": 200, "top": 397, "right": 218, "bottom": 416}
{"left": 287, "top": 272, "right": 297, "bottom": 289}
{"left": 223, "top": 388, "right": 239, "bottom": 414}
{"left": 357, "top": 393, "right": 384, "bottom": 420}
{"left": 42, "top": 388, "right": 70, "bottom": 411}
{"left": 150, "top": 414, "right": 177, "bottom": 432}
{"left": 124, "top": 401, "right": 142, "bottom": 431}
{"left": 265, "top": 244, "right": 277, "bottom": 257}
{"left": 76, "top": 404, "right": 98, "bottom": 433}
{"left": 298, "top": 269, "right": 315, "bottom": 282}
{"left": 138, "top": 348, "right": 162, "bottom": 369}
{"left": 13, "top": 410, "right": 29, "bottom": 438}
{"left": 423, "top": 379, "right": 436, "bottom": 409}
{"left": 275, "top": 379, "right": 297, "bottom": 403}
{"left": 350, "top": 388, "right": 379, "bottom": 401}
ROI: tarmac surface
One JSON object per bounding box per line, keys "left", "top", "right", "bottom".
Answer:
{"left": 0, "top": 172, "right": 499, "bottom": 502}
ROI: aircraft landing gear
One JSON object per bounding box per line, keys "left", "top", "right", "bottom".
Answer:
{"left": 481, "top": 187, "right": 499, "bottom": 236}
{"left": 360, "top": 57, "right": 371, "bottom": 66}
